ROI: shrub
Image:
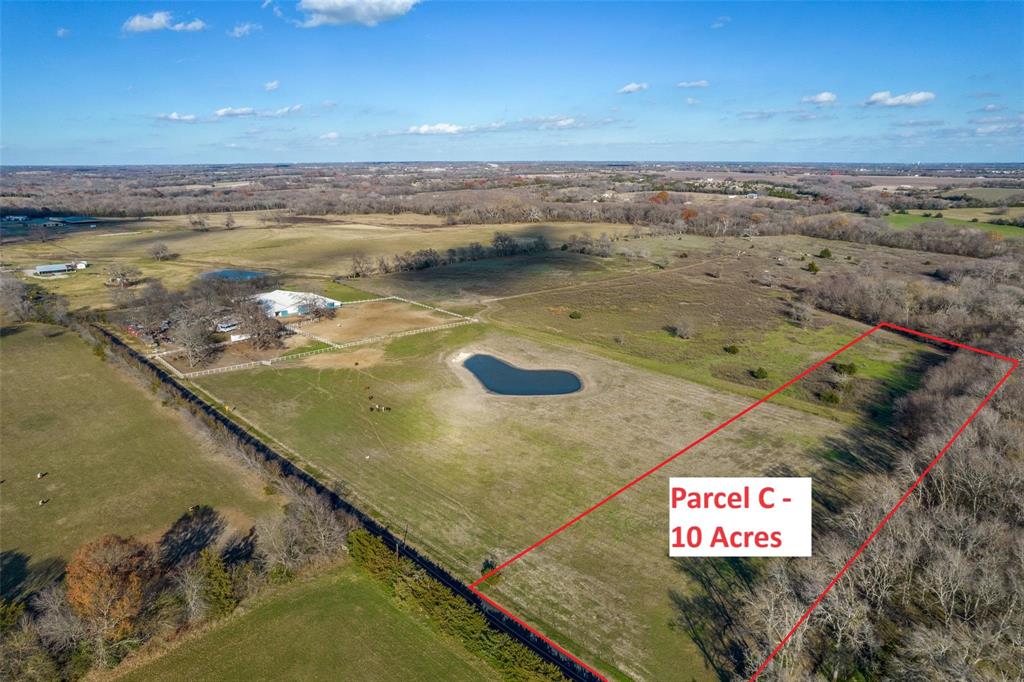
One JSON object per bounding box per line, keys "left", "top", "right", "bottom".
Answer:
{"left": 568, "top": 310, "right": 582, "bottom": 319}
{"left": 751, "top": 367, "right": 768, "bottom": 379}
{"left": 347, "top": 529, "right": 403, "bottom": 588}
{"left": 0, "top": 599, "right": 25, "bottom": 635}
{"left": 788, "top": 302, "right": 813, "bottom": 326}
{"left": 806, "top": 261, "right": 820, "bottom": 274}
{"left": 267, "top": 564, "right": 294, "bottom": 585}
{"left": 348, "top": 530, "right": 562, "bottom": 680}
{"left": 669, "top": 319, "right": 693, "bottom": 339}
{"left": 197, "top": 548, "right": 237, "bottom": 619}
{"left": 833, "top": 362, "right": 858, "bottom": 376}
{"left": 723, "top": 345, "right": 740, "bottom": 354}
{"left": 818, "top": 248, "right": 832, "bottom": 259}
{"left": 819, "top": 390, "right": 842, "bottom": 405}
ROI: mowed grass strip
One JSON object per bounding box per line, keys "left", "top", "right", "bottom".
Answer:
{"left": 115, "top": 562, "right": 494, "bottom": 682}
{"left": 0, "top": 323, "right": 278, "bottom": 597}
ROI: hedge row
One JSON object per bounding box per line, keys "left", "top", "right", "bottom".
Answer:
{"left": 348, "top": 530, "right": 564, "bottom": 681}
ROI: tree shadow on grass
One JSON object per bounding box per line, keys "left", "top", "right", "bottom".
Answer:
{"left": 158, "top": 505, "right": 226, "bottom": 570}
{"left": 668, "top": 344, "right": 942, "bottom": 678}
{"left": 669, "top": 557, "right": 759, "bottom": 680}
{"left": 221, "top": 527, "right": 258, "bottom": 566}
{"left": 1, "top": 550, "right": 66, "bottom": 602}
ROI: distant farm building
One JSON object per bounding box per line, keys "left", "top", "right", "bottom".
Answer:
{"left": 254, "top": 290, "right": 342, "bottom": 318}
{"left": 33, "top": 261, "right": 87, "bottom": 276}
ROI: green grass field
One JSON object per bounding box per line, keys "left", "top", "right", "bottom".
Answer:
{"left": 0, "top": 323, "right": 279, "bottom": 599}
{"left": 885, "top": 212, "right": 1024, "bottom": 238}
{"left": 193, "top": 305, "right": 924, "bottom": 680}
{"left": 117, "top": 562, "right": 493, "bottom": 682}
{"left": 0, "top": 211, "right": 629, "bottom": 310}
{"left": 939, "top": 187, "right": 1024, "bottom": 203}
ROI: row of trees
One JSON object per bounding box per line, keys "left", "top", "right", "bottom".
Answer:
{"left": 347, "top": 530, "right": 564, "bottom": 681}
{"left": 349, "top": 232, "right": 550, "bottom": 277}
{"left": 730, "top": 259, "right": 1024, "bottom": 678}
{"left": 739, "top": 350, "right": 1023, "bottom": 679}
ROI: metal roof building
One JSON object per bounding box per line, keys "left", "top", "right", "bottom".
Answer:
{"left": 254, "top": 290, "right": 342, "bottom": 317}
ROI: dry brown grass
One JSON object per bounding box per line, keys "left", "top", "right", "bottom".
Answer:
{"left": 301, "top": 301, "right": 454, "bottom": 343}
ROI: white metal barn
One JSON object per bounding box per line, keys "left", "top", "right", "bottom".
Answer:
{"left": 253, "top": 290, "right": 342, "bottom": 318}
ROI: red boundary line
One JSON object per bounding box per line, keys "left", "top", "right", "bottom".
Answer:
{"left": 467, "top": 322, "right": 1019, "bottom": 681}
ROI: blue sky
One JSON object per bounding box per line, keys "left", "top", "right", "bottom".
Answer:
{"left": 2, "top": 1, "right": 1021, "bottom": 164}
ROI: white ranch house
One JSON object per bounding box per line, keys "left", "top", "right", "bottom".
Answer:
{"left": 254, "top": 290, "right": 342, "bottom": 318}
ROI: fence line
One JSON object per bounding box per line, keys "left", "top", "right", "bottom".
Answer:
{"left": 179, "top": 319, "right": 476, "bottom": 378}
{"left": 90, "top": 325, "right": 596, "bottom": 682}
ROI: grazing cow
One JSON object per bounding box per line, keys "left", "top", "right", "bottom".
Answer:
{"left": 38, "top": 499, "right": 49, "bottom": 506}
{"left": 36, "top": 472, "right": 47, "bottom": 479}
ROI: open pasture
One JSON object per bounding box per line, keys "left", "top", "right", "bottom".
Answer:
{"left": 940, "top": 187, "right": 1024, "bottom": 202}
{"left": 0, "top": 211, "right": 629, "bottom": 309}
{"left": 298, "top": 299, "right": 461, "bottom": 344}
{"left": 886, "top": 212, "right": 1024, "bottom": 238}
{"left": 358, "top": 250, "right": 649, "bottom": 304}
{"left": 192, "top": 319, "right": 928, "bottom": 680}
{"left": 0, "top": 323, "right": 278, "bottom": 599}
{"left": 117, "top": 562, "right": 492, "bottom": 682}
{"left": 487, "top": 236, "right": 929, "bottom": 419}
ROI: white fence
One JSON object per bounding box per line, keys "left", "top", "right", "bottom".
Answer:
{"left": 180, "top": 318, "right": 476, "bottom": 379}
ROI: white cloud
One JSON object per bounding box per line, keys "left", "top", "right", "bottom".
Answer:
{"left": 711, "top": 16, "right": 731, "bottom": 29}
{"left": 893, "top": 119, "right": 944, "bottom": 128}
{"left": 320, "top": 131, "right": 340, "bottom": 140}
{"left": 980, "top": 103, "right": 1004, "bottom": 112}
{"left": 264, "top": 80, "right": 280, "bottom": 92}
{"left": 157, "top": 112, "right": 197, "bottom": 123}
{"left": 298, "top": 0, "right": 419, "bottom": 27}
{"left": 864, "top": 90, "right": 936, "bottom": 107}
{"left": 214, "top": 104, "right": 302, "bottom": 119}
{"left": 676, "top": 80, "right": 709, "bottom": 89}
{"left": 533, "top": 116, "right": 580, "bottom": 130}
{"left": 685, "top": 97, "right": 701, "bottom": 106}
{"left": 56, "top": 27, "right": 70, "bottom": 38}
{"left": 400, "top": 115, "right": 614, "bottom": 137}
{"left": 266, "top": 104, "right": 302, "bottom": 117}
{"left": 802, "top": 91, "right": 837, "bottom": 105}
{"left": 618, "top": 82, "right": 649, "bottom": 94}
{"left": 229, "top": 22, "right": 262, "bottom": 38}
{"left": 969, "top": 114, "right": 1023, "bottom": 135}
{"left": 215, "top": 107, "right": 257, "bottom": 118}
{"left": 739, "top": 110, "right": 776, "bottom": 120}
{"left": 407, "top": 123, "right": 466, "bottom": 135}
{"left": 321, "top": 100, "right": 338, "bottom": 109}
{"left": 123, "top": 12, "right": 207, "bottom": 33}
{"left": 792, "top": 112, "right": 837, "bottom": 122}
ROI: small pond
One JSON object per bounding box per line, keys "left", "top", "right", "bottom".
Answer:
{"left": 202, "top": 268, "right": 268, "bottom": 281}
{"left": 463, "top": 354, "right": 582, "bottom": 396}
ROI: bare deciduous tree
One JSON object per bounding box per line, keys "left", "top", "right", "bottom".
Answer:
{"left": 147, "top": 243, "right": 173, "bottom": 261}
{"left": 105, "top": 264, "right": 142, "bottom": 289}
{"left": 234, "top": 299, "right": 281, "bottom": 350}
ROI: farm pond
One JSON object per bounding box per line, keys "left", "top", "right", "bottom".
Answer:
{"left": 202, "top": 268, "right": 269, "bottom": 281}
{"left": 463, "top": 354, "right": 582, "bottom": 396}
